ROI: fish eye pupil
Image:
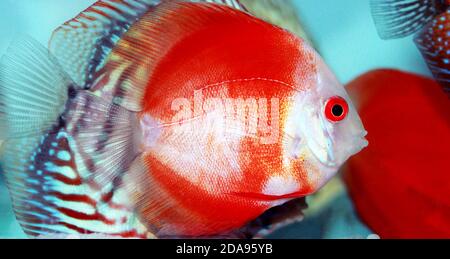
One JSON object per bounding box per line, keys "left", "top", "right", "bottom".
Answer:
{"left": 332, "top": 104, "right": 343, "bottom": 117}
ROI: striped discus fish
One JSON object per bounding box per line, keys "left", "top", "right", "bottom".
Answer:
{"left": 0, "top": 0, "right": 367, "bottom": 238}
{"left": 371, "top": 0, "right": 450, "bottom": 94}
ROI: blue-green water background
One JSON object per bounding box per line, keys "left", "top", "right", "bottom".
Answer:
{"left": 0, "top": 0, "right": 430, "bottom": 238}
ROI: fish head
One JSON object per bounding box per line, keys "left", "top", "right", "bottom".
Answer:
{"left": 285, "top": 50, "right": 368, "bottom": 191}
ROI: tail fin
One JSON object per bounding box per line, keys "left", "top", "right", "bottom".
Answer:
{"left": 0, "top": 37, "right": 73, "bottom": 139}
{"left": 0, "top": 37, "right": 74, "bottom": 236}
{"left": 0, "top": 37, "right": 147, "bottom": 238}
{"left": 370, "top": 0, "right": 447, "bottom": 39}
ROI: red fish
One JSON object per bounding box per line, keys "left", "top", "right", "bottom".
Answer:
{"left": 0, "top": 0, "right": 367, "bottom": 238}
{"left": 344, "top": 69, "right": 450, "bottom": 238}
{"left": 370, "top": 0, "right": 450, "bottom": 93}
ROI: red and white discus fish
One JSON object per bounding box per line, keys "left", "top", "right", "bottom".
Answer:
{"left": 0, "top": 0, "right": 367, "bottom": 238}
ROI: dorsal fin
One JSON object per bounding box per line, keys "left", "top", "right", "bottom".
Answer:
{"left": 191, "top": 0, "right": 247, "bottom": 10}
{"left": 49, "top": 0, "right": 246, "bottom": 89}
{"left": 49, "top": 0, "right": 161, "bottom": 88}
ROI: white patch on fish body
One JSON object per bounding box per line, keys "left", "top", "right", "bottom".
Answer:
{"left": 262, "top": 175, "right": 300, "bottom": 196}
{"left": 147, "top": 107, "right": 244, "bottom": 194}
{"left": 282, "top": 92, "right": 308, "bottom": 159}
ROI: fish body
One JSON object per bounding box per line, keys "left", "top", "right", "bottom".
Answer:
{"left": 345, "top": 69, "right": 450, "bottom": 238}
{"left": 0, "top": 0, "right": 367, "bottom": 238}
{"left": 370, "top": 0, "right": 450, "bottom": 93}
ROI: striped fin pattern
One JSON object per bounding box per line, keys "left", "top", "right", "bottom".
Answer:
{"left": 49, "top": 0, "right": 161, "bottom": 88}
{"left": 0, "top": 36, "right": 147, "bottom": 238}
{"left": 414, "top": 9, "right": 450, "bottom": 93}
{"left": 65, "top": 92, "right": 140, "bottom": 187}
{"left": 370, "top": 0, "right": 448, "bottom": 39}
{"left": 0, "top": 37, "right": 72, "bottom": 139}
{"left": 1, "top": 128, "right": 147, "bottom": 237}
{"left": 48, "top": 0, "right": 246, "bottom": 90}
{"left": 191, "top": 0, "right": 246, "bottom": 10}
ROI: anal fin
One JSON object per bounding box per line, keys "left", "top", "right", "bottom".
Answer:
{"left": 1, "top": 128, "right": 148, "bottom": 238}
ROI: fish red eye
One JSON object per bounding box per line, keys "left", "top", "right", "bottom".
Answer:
{"left": 324, "top": 96, "right": 348, "bottom": 122}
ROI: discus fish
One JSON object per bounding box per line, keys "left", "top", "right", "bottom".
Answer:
{"left": 370, "top": 0, "right": 450, "bottom": 93}
{"left": 0, "top": 0, "right": 367, "bottom": 238}
{"left": 345, "top": 69, "right": 450, "bottom": 238}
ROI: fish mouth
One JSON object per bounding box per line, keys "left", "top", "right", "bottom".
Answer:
{"left": 310, "top": 130, "right": 369, "bottom": 168}
{"left": 230, "top": 191, "right": 310, "bottom": 201}
{"left": 350, "top": 131, "right": 369, "bottom": 155}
